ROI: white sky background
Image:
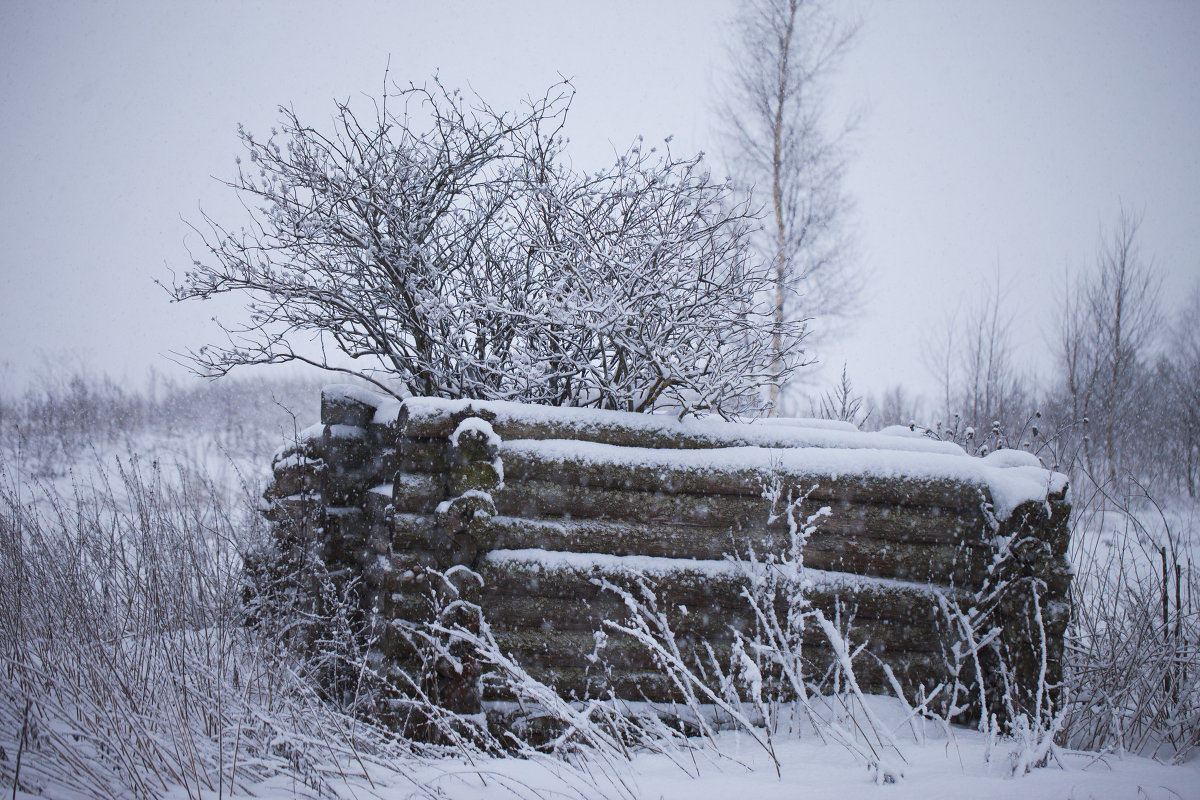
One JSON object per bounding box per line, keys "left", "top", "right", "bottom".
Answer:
{"left": 1, "top": 0, "right": 1197, "bottom": 408}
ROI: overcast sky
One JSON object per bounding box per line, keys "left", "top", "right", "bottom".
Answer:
{"left": 2, "top": 0, "right": 1197, "bottom": 406}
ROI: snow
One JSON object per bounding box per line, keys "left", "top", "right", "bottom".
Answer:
{"left": 500, "top": 438, "right": 1067, "bottom": 521}
{"left": 982, "top": 448, "right": 1044, "bottom": 469}
{"left": 436, "top": 489, "right": 495, "bottom": 515}
{"left": 769, "top": 416, "right": 860, "bottom": 432}
{"left": 322, "top": 382, "right": 386, "bottom": 408}
{"left": 326, "top": 423, "right": 366, "bottom": 439}
{"left": 394, "top": 472, "right": 438, "bottom": 491}
{"left": 449, "top": 416, "right": 500, "bottom": 450}
{"left": 4, "top": 388, "right": 1193, "bottom": 800}
{"left": 298, "top": 421, "right": 326, "bottom": 441}
{"left": 374, "top": 398, "right": 404, "bottom": 425}
{"left": 271, "top": 450, "right": 320, "bottom": 470}
{"left": 401, "top": 396, "right": 968, "bottom": 456}
{"left": 142, "top": 698, "right": 1199, "bottom": 800}
{"left": 484, "top": 547, "right": 960, "bottom": 599}
{"left": 324, "top": 505, "right": 360, "bottom": 517}
{"left": 878, "top": 424, "right": 928, "bottom": 439}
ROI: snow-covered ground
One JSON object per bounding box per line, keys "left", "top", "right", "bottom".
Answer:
{"left": 3, "top": 381, "right": 1197, "bottom": 800}
{"left": 148, "top": 703, "right": 1199, "bottom": 800}
{"left": 11, "top": 712, "right": 1197, "bottom": 800}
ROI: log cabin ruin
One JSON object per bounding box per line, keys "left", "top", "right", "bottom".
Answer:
{"left": 259, "top": 385, "right": 1072, "bottom": 732}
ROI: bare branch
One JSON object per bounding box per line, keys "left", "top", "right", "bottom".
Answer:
{"left": 169, "top": 77, "right": 805, "bottom": 417}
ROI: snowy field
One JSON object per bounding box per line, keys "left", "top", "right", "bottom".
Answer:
{"left": 2, "top": 377, "right": 1197, "bottom": 800}
{"left": 147, "top": 721, "right": 1197, "bottom": 800}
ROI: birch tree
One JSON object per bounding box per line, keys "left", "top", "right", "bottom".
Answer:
{"left": 1166, "top": 283, "right": 1200, "bottom": 496}
{"left": 721, "top": 0, "right": 860, "bottom": 412}
{"left": 1057, "top": 208, "right": 1161, "bottom": 480}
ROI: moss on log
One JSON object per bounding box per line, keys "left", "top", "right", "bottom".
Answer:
{"left": 489, "top": 478, "right": 988, "bottom": 547}
{"left": 499, "top": 446, "right": 991, "bottom": 512}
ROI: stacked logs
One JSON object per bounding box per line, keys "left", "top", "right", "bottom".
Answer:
{"left": 260, "top": 388, "right": 1072, "bottom": 726}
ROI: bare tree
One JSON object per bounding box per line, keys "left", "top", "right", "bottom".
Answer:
{"left": 923, "top": 272, "right": 1032, "bottom": 448}
{"left": 167, "top": 78, "right": 806, "bottom": 417}
{"left": 1163, "top": 281, "right": 1200, "bottom": 496}
{"left": 866, "top": 384, "right": 924, "bottom": 431}
{"left": 959, "top": 272, "right": 1029, "bottom": 431}
{"left": 720, "top": 0, "right": 860, "bottom": 413}
{"left": 923, "top": 306, "right": 959, "bottom": 423}
{"left": 1056, "top": 208, "right": 1161, "bottom": 480}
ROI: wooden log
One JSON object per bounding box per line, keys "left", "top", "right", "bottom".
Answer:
{"left": 269, "top": 462, "right": 383, "bottom": 507}
{"left": 372, "top": 544, "right": 959, "bottom": 637}
{"left": 389, "top": 486, "right": 995, "bottom": 587}
{"left": 261, "top": 493, "right": 324, "bottom": 529}
{"left": 271, "top": 391, "right": 1072, "bottom": 724}
{"left": 391, "top": 472, "right": 445, "bottom": 514}
{"left": 498, "top": 446, "right": 990, "bottom": 513}
{"left": 364, "top": 486, "right": 393, "bottom": 525}
{"left": 376, "top": 608, "right": 951, "bottom": 705}
{"left": 388, "top": 456, "right": 990, "bottom": 542}
{"left": 365, "top": 549, "right": 441, "bottom": 594}
{"left": 482, "top": 666, "right": 679, "bottom": 703}
{"left": 376, "top": 572, "right": 955, "bottom": 707}
{"left": 448, "top": 461, "right": 503, "bottom": 496}
{"left": 323, "top": 468, "right": 383, "bottom": 506}
{"left": 320, "top": 506, "right": 369, "bottom": 565}
{"left": 485, "top": 625, "right": 946, "bottom": 675}
{"left": 489, "top": 478, "right": 988, "bottom": 547}
{"left": 448, "top": 420, "right": 499, "bottom": 464}
{"left": 471, "top": 556, "right": 958, "bottom": 625}
{"left": 488, "top": 604, "right": 944, "bottom": 653}
{"left": 387, "top": 453, "right": 1032, "bottom": 591}
{"left": 1002, "top": 494, "right": 1072, "bottom": 557}
{"left": 383, "top": 585, "right": 949, "bottom": 655}
{"left": 265, "top": 459, "right": 322, "bottom": 500}
{"left": 437, "top": 492, "right": 497, "bottom": 532}
{"left": 468, "top": 514, "right": 992, "bottom": 588}
{"left": 393, "top": 512, "right": 437, "bottom": 550}
{"left": 491, "top": 628, "right": 651, "bottom": 671}
{"left": 396, "top": 437, "right": 450, "bottom": 475}
{"left": 321, "top": 384, "right": 380, "bottom": 427}
{"left": 367, "top": 447, "right": 399, "bottom": 486}
{"left": 393, "top": 435, "right": 992, "bottom": 515}
{"left": 481, "top": 649, "right": 949, "bottom": 704}
{"left": 316, "top": 431, "right": 375, "bottom": 473}
{"left": 363, "top": 398, "right": 401, "bottom": 446}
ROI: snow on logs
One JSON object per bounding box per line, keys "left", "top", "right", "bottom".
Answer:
{"left": 262, "top": 388, "right": 1072, "bottom": 726}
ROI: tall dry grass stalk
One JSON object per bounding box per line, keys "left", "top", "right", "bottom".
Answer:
{"left": 0, "top": 455, "right": 436, "bottom": 799}
{"left": 1062, "top": 473, "right": 1199, "bottom": 761}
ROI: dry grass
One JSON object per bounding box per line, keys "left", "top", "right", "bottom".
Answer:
{"left": 1062, "top": 475, "right": 1199, "bottom": 761}
{"left": 0, "top": 454, "right": 449, "bottom": 798}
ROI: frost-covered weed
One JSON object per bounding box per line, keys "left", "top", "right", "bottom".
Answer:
{"left": 589, "top": 479, "right": 908, "bottom": 784}
{"left": 0, "top": 377, "right": 619, "bottom": 799}
{"left": 0, "top": 454, "right": 403, "bottom": 798}
{"left": 0, "top": 446, "right": 641, "bottom": 800}
{"left": 1062, "top": 472, "right": 1200, "bottom": 762}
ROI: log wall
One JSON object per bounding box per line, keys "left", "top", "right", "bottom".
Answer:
{"left": 262, "top": 387, "right": 1072, "bottom": 725}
